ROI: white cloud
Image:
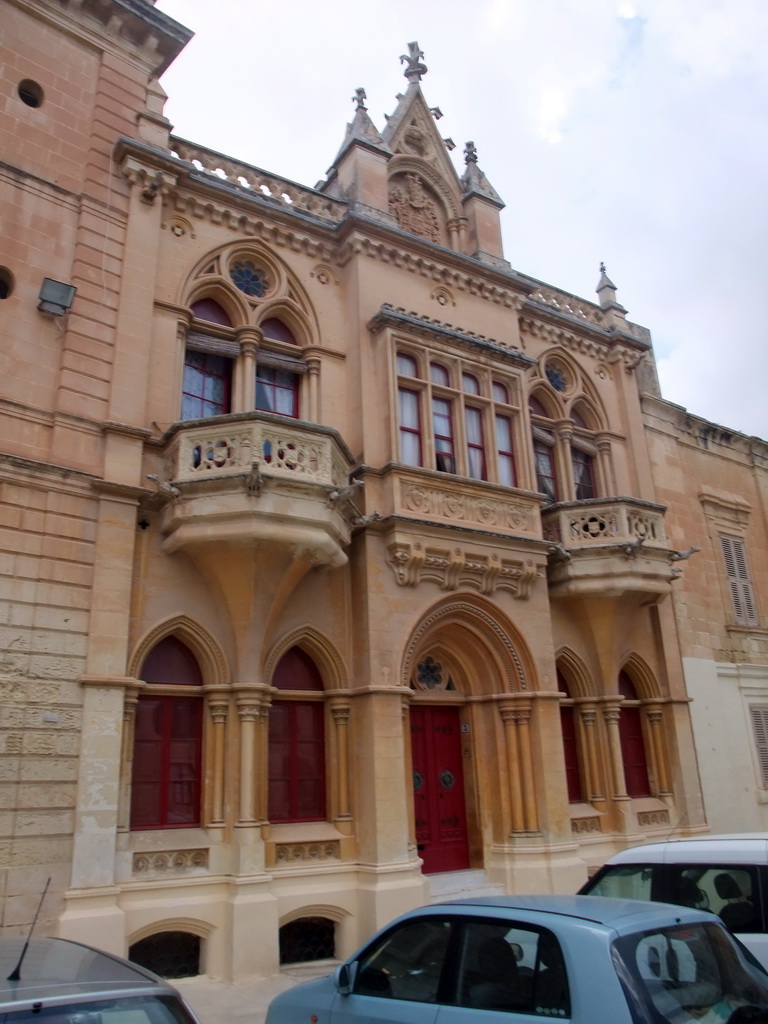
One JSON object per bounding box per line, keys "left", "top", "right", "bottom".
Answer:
{"left": 155, "top": 0, "right": 768, "bottom": 439}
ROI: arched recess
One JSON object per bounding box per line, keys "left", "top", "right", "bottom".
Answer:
{"left": 620, "top": 653, "right": 662, "bottom": 700}
{"left": 387, "top": 154, "right": 462, "bottom": 221}
{"left": 185, "top": 277, "right": 251, "bottom": 327}
{"left": 129, "top": 615, "right": 229, "bottom": 689}
{"left": 264, "top": 626, "right": 347, "bottom": 692}
{"left": 401, "top": 593, "right": 537, "bottom": 696}
{"left": 128, "top": 917, "right": 215, "bottom": 946}
{"left": 256, "top": 300, "right": 319, "bottom": 348}
{"left": 554, "top": 647, "right": 593, "bottom": 699}
{"left": 403, "top": 595, "right": 542, "bottom": 864}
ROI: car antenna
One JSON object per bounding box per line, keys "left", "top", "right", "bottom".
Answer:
{"left": 7, "top": 877, "right": 51, "bottom": 982}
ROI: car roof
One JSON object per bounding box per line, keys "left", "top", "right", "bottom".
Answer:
{"left": 429, "top": 893, "right": 714, "bottom": 931}
{"left": 598, "top": 834, "right": 768, "bottom": 865}
{"left": 0, "top": 937, "right": 169, "bottom": 1009}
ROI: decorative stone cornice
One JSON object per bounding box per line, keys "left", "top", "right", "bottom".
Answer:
{"left": 369, "top": 304, "right": 533, "bottom": 365}
{"left": 387, "top": 539, "right": 541, "bottom": 597}
{"left": 341, "top": 235, "right": 526, "bottom": 308}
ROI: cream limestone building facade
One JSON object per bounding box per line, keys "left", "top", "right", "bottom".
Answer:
{"left": 1, "top": 0, "right": 766, "bottom": 982}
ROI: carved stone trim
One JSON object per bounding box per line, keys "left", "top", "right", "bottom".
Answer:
{"left": 399, "top": 482, "right": 537, "bottom": 535}
{"left": 637, "top": 809, "right": 670, "bottom": 827}
{"left": 274, "top": 841, "right": 341, "bottom": 864}
{"left": 388, "top": 540, "right": 540, "bottom": 598}
{"left": 571, "top": 816, "right": 602, "bottom": 835}
{"left": 133, "top": 850, "right": 209, "bottom": 874}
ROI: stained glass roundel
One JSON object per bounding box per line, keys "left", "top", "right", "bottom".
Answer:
{"left": 229, "top": 260, "right": 269, "bottom": 297}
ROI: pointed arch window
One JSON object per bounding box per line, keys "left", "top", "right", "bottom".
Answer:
{"left": 130, "top": 637, "right": 203, "bottom": 830}
{"left": 182, "top": 300, "right": 234, "bottom": 421}
{"left": 618, "top": 671, "right": 651, "bottom": 798}
{"left": 557, "top": 671, "right": 583, "bottom": 803}
{"left": 268, "top": 647, "right": 326, "bottom": 822}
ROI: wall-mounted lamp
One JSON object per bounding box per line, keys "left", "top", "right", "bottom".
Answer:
{"left": 38, "top": 277, "right": 76, "bottom": 317}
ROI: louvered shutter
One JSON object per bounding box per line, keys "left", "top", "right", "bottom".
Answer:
{"left": 749, "top": 705, "right": 768, "bottom": 788}
{"left": 721, "top": 535, "right": 758, "bottom": 626}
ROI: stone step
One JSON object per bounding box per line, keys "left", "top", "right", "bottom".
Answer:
{"left": 428, "top": 869, "right": 506, "bottom": 903}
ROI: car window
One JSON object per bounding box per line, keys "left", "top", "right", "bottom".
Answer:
{"left": 353, "top": 917, "right": 452, "bottom": 1003}
{"left": 1, "top": 995, "right": 196, "bottom": 1024}
{"left": 453, "top": 919, "right": 570, "bottom": 1017}
{"left": 612, "top": 920, "right": 768, "bottom": 1024}
{"left": 666, "top": 866, "right": 762, "bottom": 933}
{"left": 584, "top": 864, "right": 654, "bottom": 901}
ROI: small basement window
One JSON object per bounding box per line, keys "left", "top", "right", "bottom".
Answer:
{"left": 279, "top": 917, "right": 335, "bottom": 964}
{"left": 129, "top": 931, "right": 201, "bottom": 978}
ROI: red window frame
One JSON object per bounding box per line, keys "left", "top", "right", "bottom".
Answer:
{"left": 182, "top": 350, "right": 232, "bottom": 420}
{"left": 465, "top": 406, "right": 486, "bottom": 480}
{"left": 256, "top": 365, "right": 299, "bottom": 417}
{"left": 495, "top": 413, "right": 517, "bottom": 487}
{"left": 432, "top": 396, "right": 455, "bottom": 473}
{"left": 619, "top": 705, "right": 651, "bottom": 797}
{"left": 534, "top": 438, "right": 558, "bottom": 501}
{"left": 572, "top": 447, "right": 596, "bottom": 500}
{"left": 398, "top": 387, "right": 423, "bottom": 466}
{"left": 268, "top": 700, "right": 326, "bottom": 822}
{"left": 130, "top": 694, "right": 203, "bottom": 829}
{"left": 560, "top": 704, "right": 583, "bottom": 803}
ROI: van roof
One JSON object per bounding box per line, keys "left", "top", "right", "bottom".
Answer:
{"left": 601, "top": 834, "right": 768, "bottom": 865}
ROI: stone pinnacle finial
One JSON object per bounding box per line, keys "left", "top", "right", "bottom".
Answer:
{"left": 353, "top": 87, "right": 367, "bottom": 111}
{"left": 400, "top": 41, "right": 427, "bottom": 83}
{"left": 464, "top": 141, "right": 478, "bottom": 164}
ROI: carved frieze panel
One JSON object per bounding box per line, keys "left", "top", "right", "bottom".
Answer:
{"left": 400, "top": 482, "right": 536, "bottom": 534}
{"left": 133, "top": 849, "right": 209, "bottom": 875}
{"left": 388, "top": 540, "right": 540, "bottom": 598}
{"left": 637, "top": 809, "right": 670, "bottom": 827}
{"left": 274, "top": 841, "right": 340, "bottom": 864}
{"left": 388, "top": 173, "right": 443, "bottom": 244}
{"left": 571, "top": 816, "right": 601, "bottom": 835}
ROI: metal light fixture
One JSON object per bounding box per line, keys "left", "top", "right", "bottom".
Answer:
{"left": 38, "top": 277, "right": 76, "bottom": 316}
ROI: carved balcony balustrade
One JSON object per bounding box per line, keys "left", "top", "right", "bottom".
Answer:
{"left": 542, "top": 497, "right": 680, "bottom": 599}
{"left": 154, "top": 412, "right": 356, "bottom": 569}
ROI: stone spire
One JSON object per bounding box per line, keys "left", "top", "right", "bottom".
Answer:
{"left": 595, "top": 263, "right": 628, "bottom": 324}
{"left": 400, "top": 41, "right": 427, "bottom": 83}
{"left": 461, "top": 141, "right": 504, "bottom": 207}
{"left": 328, "top": 87, "right": 392, "bottom": 167}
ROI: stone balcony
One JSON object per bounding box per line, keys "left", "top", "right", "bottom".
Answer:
{"left": 155, "top": 412, "right": 355, "bottom": 569}
{"left": 541, "top": 497, "right": 680, "bottom": 599}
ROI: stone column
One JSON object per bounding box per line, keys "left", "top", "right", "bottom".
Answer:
{"left": 515, "top": 705, "right": 538, "bottom": 833}
{"left": 330, "top": 702, "right": 352, "bottom": 825}
{"left": 603, "top": 703, "right": 629, "bottom": 800}
{"left": 116, "top": 684, "right": 141, "bottom": 833}
{"left": 500, "top": 705, "right": 525, "bottom": 834}
{"left": 306, "top": 356, "right": 321, "bottom": 423}
{"left": 236, "top": 328, "right": 261, "bottom": 412}
{"left": 645, "top": 705, "right": 671, "bottom": 796}
{"left": 577, "top": 703, "right": 604, "bottom": 801}
{"left": 236, "top": 695, "right": 260, "bottom": 825}
{"left": 556, "top": 421, "right": 576, "bottom": 499}
{"left": 596, "top": 435, "right": 616, "bottom": 495}
{"left": 208, "top": 699, "right": 229, "bottom": 825}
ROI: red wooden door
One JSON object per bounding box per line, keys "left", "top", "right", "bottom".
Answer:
{"left": 411, "top": 706, "right": 469, "bottom": 873}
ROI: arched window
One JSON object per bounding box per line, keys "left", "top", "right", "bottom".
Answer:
{"left": 529, "top": 395, "right": 560, "bottom": 501}
{"left": 130, "top": 637, "right": 203, "bottom": 829}
{"left": 618, "top": 670, "right": 651, "bottom": 798}
{"left": 268, "top": 647, "right": 326, "bottom": 822}
{"left": 557, "top": 671, "right": 583, "bottom": 803}
{"left": 182, "top": 300, "right": 234, "bottom": 420}
{"left": 256, "top": 318, "right": 301, "bottom": 418}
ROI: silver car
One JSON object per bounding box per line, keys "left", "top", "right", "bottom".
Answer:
{"left": 0, "top": 937, "right": 201, "bottom": 1024}
{"left": 266, "top": 894, "right": 768, "bottom": 1024}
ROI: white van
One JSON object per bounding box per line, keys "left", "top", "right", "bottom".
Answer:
{"left": 578, "top": 834, "right": 768, "bottom": 969}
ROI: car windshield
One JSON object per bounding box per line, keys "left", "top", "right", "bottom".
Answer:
{"left": 612, "top": 920, "right": 768, "bottom": 1024}
{"left": 0, "top": 994, "right": 196, "bottom": 1024}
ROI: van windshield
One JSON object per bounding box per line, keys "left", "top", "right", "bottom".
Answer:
{"left": 612, "top": 920, "right": 768, "bottom": 1024}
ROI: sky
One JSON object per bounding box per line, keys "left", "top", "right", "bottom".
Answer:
{"left": 154, "top": 0, "right": 768, "bottom": 440}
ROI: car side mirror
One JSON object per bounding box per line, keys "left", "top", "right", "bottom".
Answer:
{"left": 335, "top": 962, "right": 358, "bottom": 995}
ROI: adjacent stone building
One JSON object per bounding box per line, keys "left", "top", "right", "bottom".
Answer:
{"left": 1, "top": 0, "right": 766, "bottom": 981}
